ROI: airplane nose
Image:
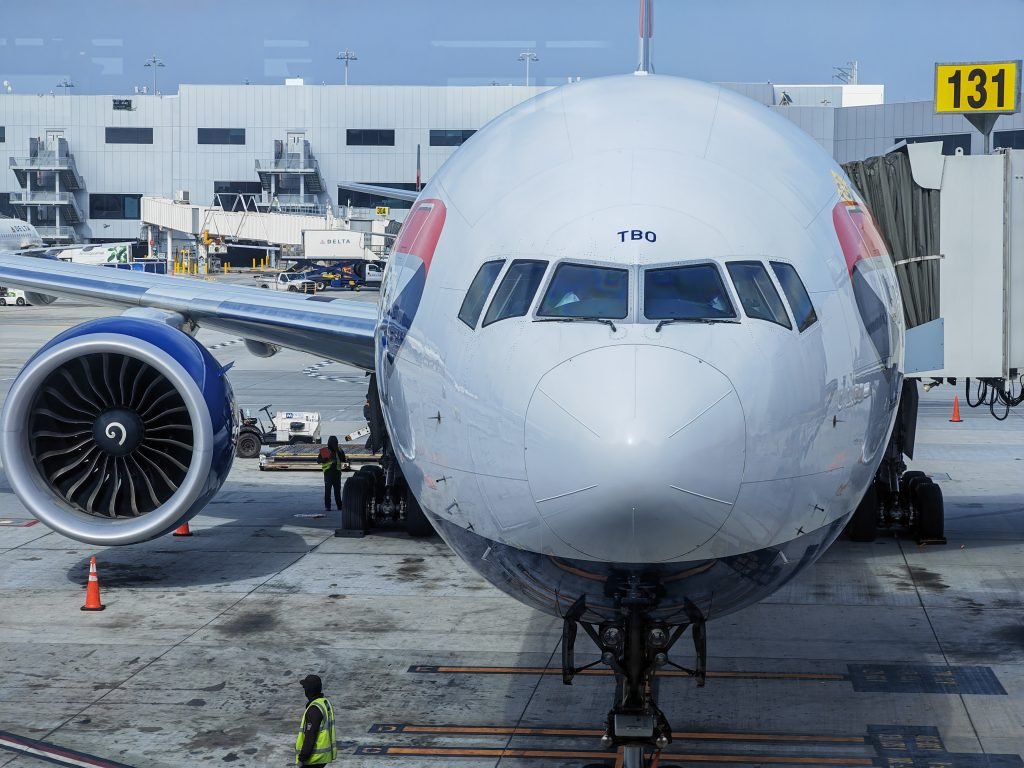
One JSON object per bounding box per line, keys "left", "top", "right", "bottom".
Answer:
{"left": 525, "top": 345, "right": 745, "bottom": 562}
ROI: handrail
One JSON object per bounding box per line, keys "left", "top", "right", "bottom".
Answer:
{"left": 10, "top": 190, "right": 76, "bottom": 204}
{"left": 256, "top": 157, "right": 321, "bottom": 172}
{"left": 34, "top": 226, "right": 78, "bottom": 239}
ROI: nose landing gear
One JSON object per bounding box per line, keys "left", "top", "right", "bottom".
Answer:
{"left": 562, "top": 578, "right": 707, "bottom": 767}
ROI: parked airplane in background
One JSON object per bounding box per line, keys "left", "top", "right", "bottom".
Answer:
{"left": 0, "top": 217, "right": 44, "bottom": 250}
{"left": 0, "top": 217, "right": 133, "bottom": 265}
{"left": 0, "top": 72, "right": 904, "bottom": 765}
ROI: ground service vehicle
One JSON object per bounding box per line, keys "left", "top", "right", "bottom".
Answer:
{"left": 283, "top": 260, "right": 385, "bottom": 292}
{"left": 0, "top": 287, "right": 27, "bottom": 306}
{"left": 236, "top": 405, "right": 321, "bottom": 458}
{"left": 254, "top": 272, "right": 318, "bottom": 292}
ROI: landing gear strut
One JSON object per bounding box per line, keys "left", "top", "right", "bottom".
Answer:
{"left": 562, "top": 578, "right": 707, "bottom": 765}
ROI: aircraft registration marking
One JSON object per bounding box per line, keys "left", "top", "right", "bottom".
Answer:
{"left": 616, "top": 229, "right": 657, "bottom": 242}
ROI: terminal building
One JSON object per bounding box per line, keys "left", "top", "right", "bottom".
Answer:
{"left": 1, "top": 78, "right": 1023, "bottom": 247}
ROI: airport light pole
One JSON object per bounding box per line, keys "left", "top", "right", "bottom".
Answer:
{"left": 336, "top": 49, "right": 358, "bottom": 86}
{"left": 144, "top": 55, "right": 164, "bottom": 94}
{"left": 518, "top": 50, "right": 538, "bottom": 87}
{"left": 57, "top": 79, "right": 74, "bottom": 95}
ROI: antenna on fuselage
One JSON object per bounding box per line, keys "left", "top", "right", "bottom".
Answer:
{"left": 635, "top": 0, "right": 654, "bottom": 75}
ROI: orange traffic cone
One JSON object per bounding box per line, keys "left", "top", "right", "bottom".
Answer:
{"left": 172, "top": 522, "right": 193, "bottom": 537}
{"left": 81, "top": 556, "right": 105, "bottom": 612}
{"left": 949, "top": 396, "right": 963, "bottom": 423}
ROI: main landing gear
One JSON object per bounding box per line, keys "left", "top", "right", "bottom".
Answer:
{"left": 562, "top": 577, "right": 707, "bottom": 768}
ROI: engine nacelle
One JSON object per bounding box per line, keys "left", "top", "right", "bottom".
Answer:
{"left": 0, "top": 317, "right": 237, "bottom": 545}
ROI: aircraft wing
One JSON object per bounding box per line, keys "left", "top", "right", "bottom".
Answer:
{"left": 338, "top": 181, "right": 420, "bottom": 202}
{"left": 0, "top": 252, "right": 377, "bottom": 370}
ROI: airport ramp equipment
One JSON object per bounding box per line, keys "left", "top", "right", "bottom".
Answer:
{"left": 259, "top": 442, "right": 381, "bottom": 471}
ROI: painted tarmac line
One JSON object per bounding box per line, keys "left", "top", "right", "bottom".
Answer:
{"left": 407, "top": 665, "right": 845, "bottom": 682}
{"left": 408, "top": 663, "right": 1009, "bottom": 695}
{"left": 353, "top": 745, "right": 874, "bottom": 764}
{"left": 0, "top": 731, "right": 136, "bottom": 768}
{"left": 370, "top": 723, "right": 866, "bottom": 744}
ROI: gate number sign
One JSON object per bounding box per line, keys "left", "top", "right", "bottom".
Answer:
{"left": 934, "top": 61, "right": 1020, "bottom": 114}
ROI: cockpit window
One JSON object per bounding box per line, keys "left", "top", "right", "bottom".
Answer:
{"left": 643, "top": 264, "right": 736, "bottom": 320}
{"left": 458, "top": 260, "right": 504, "bottom": 329}
{"left": 770, "top": 262, "right": 818, "bottom": 332}
{"left": 538, "top": 263, "right": 629, "bottom": 319}
{"left": 726, "top": 261, "right": 792, "bottom": 329}
{"left": 482, "top": 259, "right": 547, "bottom": 326}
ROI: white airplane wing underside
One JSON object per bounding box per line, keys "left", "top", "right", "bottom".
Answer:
{"left": 0, "top": 252, "right": 377, "bottom": 370}
{"left": 337, "top": 182, "right": 420, "bottom": 202}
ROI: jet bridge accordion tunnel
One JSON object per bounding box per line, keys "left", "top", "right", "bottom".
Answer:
{"left": 843, "top": 143, "right": 1024, "bottom": 419}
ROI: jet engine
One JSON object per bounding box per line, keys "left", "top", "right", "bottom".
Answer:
{"left": 0, "top": 317, "right": 236, "bottom": 545}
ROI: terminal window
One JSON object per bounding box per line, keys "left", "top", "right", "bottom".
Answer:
{"left": 0, "top": 193, "right": 14, "bottom": 218}
{"left": 429, "top": 129, "right": 476, "bottom": 147}
{"left": 105, "top": 127, "right": 153, "bottom": 144}
{"left": 90, "top": 194, "right": 142, "bottom": 219}
{"left": 995, "top": 130, "right": 1024, "bottom": 150}
{"left": 896, "top": 133, "right": 970, "bottom": 155}
{"left": 199, "top": 128, "right": 246, "bottom": 145}
{"left": 0, "top": 126, "right": 5, "bottom": 143}
{"left": 347, "top": 129, "right": 395, "bottom": 146}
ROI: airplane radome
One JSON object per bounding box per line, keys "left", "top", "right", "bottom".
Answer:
{"left": 0, "top": 73, "right": 904, "bottom": 757}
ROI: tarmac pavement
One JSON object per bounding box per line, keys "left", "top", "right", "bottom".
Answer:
{"left": 1, "top": 295, "right": 1024, "bottom": 767}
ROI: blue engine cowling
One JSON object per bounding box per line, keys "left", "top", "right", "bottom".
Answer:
{"left": 0, "top": 317, "right": 237, "bottom": 545}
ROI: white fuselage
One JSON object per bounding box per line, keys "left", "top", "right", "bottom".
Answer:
{"left": 375, "top": 75, "right": 904, "bottom": 622}
{"left": 0, "top": 219, "right": 44, "bottom": 251}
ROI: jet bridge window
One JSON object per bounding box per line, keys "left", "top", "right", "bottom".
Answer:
{"left": 726, "top": 261, "right": 792, "bottom": 329}
{"left": 482, "top": 260, "right": 547, "bottom": 326}
{"left": 458, "top": 260, "right": 505, "bottom": 328}
{"left": 643, "top": 264, "right": 735, "bottom": 320}
{"left": 538, "top": 263, "right": 629, "bottom": 319}
{"left": 770, "top": 262, "right": 817, "bottom": 332}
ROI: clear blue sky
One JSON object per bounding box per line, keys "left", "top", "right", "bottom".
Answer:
{"left": 1, "top": 0, "right": 1021, "bottom": 101}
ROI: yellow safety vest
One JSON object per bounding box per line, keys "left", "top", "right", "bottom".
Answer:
{"left": 321, "top": 448, "right": 341, "bottom": 473}
{"left": 295, "top": 697, "right": 337, "bottom": 765}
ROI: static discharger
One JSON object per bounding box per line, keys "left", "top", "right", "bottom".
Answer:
{"left": 81, "top": 556, "right": 105, "bottom": 611}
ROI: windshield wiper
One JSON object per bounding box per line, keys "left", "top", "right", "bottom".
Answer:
{"left": 535, "top": 316, "right": 618, "bottom": 332}
{"left": 655, "top": 318, "right": 729, "bottom": 332}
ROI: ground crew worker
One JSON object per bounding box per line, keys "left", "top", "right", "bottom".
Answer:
{"left": 321, "top": 435, "right": 346, "bottom": 511}
{"left": 295, "top": 674, "right": 337, "bottom": 766}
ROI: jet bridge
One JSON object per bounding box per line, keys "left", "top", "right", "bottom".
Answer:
{"left": 840, "top": 143, "right": 1024, "bottom": 543}
{"left": 843, "top": 143, "right": 1024, "bottom": 414}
